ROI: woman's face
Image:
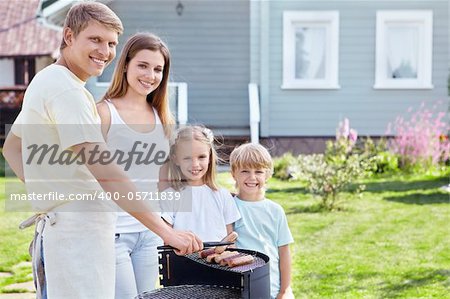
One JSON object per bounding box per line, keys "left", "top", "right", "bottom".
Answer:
{"left": 125, "top": 49, "right": 165, "bottom": 97}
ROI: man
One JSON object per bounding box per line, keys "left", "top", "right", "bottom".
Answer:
{"left": 3, "top": 2, "right": 202, "bottom": 298}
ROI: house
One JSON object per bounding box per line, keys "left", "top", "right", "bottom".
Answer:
{"left": 38, "top": 0, "right": 450, "bottom": 155}
{"left": 0, "top": 0, "right": 60, "bottom": 143}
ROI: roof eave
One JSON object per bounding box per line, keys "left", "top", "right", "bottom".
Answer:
{"left": 37, "top": 0, "right": 114, "bottom": 28}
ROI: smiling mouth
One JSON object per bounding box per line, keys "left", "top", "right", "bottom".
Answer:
{"left": 244, "top": 183, "right": 258, "bottom": 188}
{"left": 189, "top": 169, "right": 202, "bottom": 175}
{"left": 139, "top": 80, "right": 153, "bottom": 88}
{"left": 91, "top": 57, "right": 107, "bottom": 66}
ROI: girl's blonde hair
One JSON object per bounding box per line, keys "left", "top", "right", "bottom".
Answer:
{"left": 230, "top": 143, "right": 274, "bottom": 177}
{"left": 102, "top": 32, "right": 174, "bottom": 137}
{"left": 168, "top": 126, "right": 219, "bottom": 191}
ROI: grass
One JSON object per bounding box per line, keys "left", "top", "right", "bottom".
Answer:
{"left": 219, "top": 171, "right": 450, "bottom": 298}
{"left": 0, "top": 179, "right": 33, "bottom": 292}
{"left": 0, "top": 172, "right": 449, "bottom": 297}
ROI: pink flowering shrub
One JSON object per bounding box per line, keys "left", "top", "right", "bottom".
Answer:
{"left": 387, "top": 103, "right": 450, "bottom": 172}
{"left": 335, "top": 118, "right": 358, "bottom": 154}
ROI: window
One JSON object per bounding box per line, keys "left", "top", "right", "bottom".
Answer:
{"left": 14, "top": 58, "right": 35, "bottom": 85}
{"left": 282, "top": 11, "right": 339, "bottom": 89}
{"left": 374, "top": 10, "right": 433, "bottom": 89}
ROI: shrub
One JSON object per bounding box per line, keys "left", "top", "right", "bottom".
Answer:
{"left": 363, "top": 137, "right": 399, "bottom": 174}
{"left": 294, "top": 119, "right": 374, "bottom": 210}
{"left": 387, "top": 103, "right": 450, "bottom": 173}
{"left": 273, "top": 152, "right": 298, "bottom": 180}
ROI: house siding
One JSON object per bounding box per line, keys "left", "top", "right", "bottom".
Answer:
{"left": 259, "top": 0, "right": 449, "bottom": 137}
{"left": 0, "top": 59, "right": 14, "bottom": 86}
{"left": 99, "top": 0, "right": 250, "bottom": 134}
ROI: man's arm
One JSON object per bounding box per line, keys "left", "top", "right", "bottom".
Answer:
{"left": 72, "top": 142, "right": 203, "bottom": 255}
{"left": 277, "top": 244, "right": 294, "bottom": 299}
{"left": 2, "top": 132, "right": 25, "bottom": 182}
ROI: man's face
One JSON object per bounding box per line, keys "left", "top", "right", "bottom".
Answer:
{"left": 64, "top": 21, "right": 118, "bottom": 81}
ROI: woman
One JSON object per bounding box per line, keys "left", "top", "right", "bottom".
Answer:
{"left": 97, "top": 32, "right": 174, "bottom": 299}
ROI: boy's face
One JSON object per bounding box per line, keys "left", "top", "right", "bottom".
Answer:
{"left": 63, "top": 21, "right": 118, "bottom": 81}
{"left": 232, "top": 167, "right": 269, "bottom": 200}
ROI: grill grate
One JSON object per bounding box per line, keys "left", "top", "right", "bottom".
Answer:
{"left": 136, "top": 285, "right": 241, "bottom": 299}
{"left": 184, "top": 252, "right": 266, "bottom": 272}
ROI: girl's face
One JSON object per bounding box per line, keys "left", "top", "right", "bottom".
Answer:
{"left": 174, "top": 139, "right": 211, "bottom": 186}
{"left": 125, "top": 49, "right": 164, "bottom": 97}
{"left": 232, "top": 167, "right": 268, "bottom": 201}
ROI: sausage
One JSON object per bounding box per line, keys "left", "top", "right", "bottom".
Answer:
{"left": 199, "top": 248, "right": 216, "bottom": 259}
{"left": 215, "top": 231, "right": 239, "bottom": 254}
{"left": 214, "top": 251, "right": 240, "bottom": 264}
{"left": 206, "top": 253, "right": 220, "bottom": 263}
{"left": 227, "top": 255, "right": 254, "bottom": 267}
{"left": 220, "top": 253, "right": 245, "bottom": 266}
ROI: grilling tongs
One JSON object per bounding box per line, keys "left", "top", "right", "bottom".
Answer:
{"left": 157, "top": 241, "right": 234, "bottom": 251}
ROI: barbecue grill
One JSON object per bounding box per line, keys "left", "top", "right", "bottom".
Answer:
{"left": 152, "top": 248, "right": 271, "bottom": 299}
{"left": 136, "top": 285, "right": 241, "bottom": 299}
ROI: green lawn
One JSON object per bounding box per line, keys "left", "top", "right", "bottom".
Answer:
{"left": 0, "top": 179, "right": 33, "bottom": 291}
{"left": 1, "top": 173, "right": 449, "bottom": 297}
{"left": 219, "top": 172, "right": 450, "bottom": 298}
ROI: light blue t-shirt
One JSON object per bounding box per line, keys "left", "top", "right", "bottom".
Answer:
{"left": 233, "top": 197, "right": 294, "bottom": 299}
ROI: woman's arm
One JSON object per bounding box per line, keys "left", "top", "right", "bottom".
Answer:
{"left": 96, "top": 101, "right": 111, "bottom": 140}
{"left": 226, "top": 224, "right": 234, "bottom": 235}
{"left": 158, "top": 162, "right": 171, "bottom": 191}
{"left": 277, "top": 244, "right": 294, "bottom": 299}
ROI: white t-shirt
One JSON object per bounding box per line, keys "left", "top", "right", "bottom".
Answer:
{"left": 11, "top": 64, "right": 106, "bottom": 212}
{"left": 10, "top": 64, "right": 116, "bottom": 297}
{"left": 161, "top": 185, "right": 241, "bottom": 241}
{"left": 233, "top": 197, "right": 294, "bottom": 299}
{"left": 104, "top": 100, "right": 169, "bottom": 234}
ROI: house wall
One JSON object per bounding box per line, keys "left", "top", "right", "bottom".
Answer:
{"left": 257, "top": 0, "right": 449, "bottom": 137}
{"left": 96, "top": 0, "right": 251, "bottom": 135}
{"left": 36, "top": 56, "right": 54, "bottom": 73}
{"left": 0, "top": 59, "right": 14, "bottom": 86}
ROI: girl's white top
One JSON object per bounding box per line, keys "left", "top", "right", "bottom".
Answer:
{"left": 161, "top": 185, "right": 241, "bottom": 241}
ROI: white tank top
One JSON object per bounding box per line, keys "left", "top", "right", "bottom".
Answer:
{"left": 105, "top": 100, "right": 170, "bottom": 235}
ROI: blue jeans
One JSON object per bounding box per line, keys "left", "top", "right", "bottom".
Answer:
{"left": 40, "top": 236, "right": 47, "bottom": 299}
{"left": 115, "top": 230, "right": 162, "bottom": 299}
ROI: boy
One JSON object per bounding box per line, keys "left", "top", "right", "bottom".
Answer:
{"left": 3, "top": 2, "right": 201, "bottom": 298}
{"left": 230, "top": 143, "right": 294, "bottom": 299}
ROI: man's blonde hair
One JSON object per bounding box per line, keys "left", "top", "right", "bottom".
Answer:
{"left": 230, "top": 143, "right": 273, "bottom": 177}
{"left": 60, "top": 1, "right": 123, "bottom": 50}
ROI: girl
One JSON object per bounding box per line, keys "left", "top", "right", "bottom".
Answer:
{"left": 97, "top": 32, "right": 173, "bottom": 299}
{"left": 161, "top": 126, "right": 241, "bottom": 241}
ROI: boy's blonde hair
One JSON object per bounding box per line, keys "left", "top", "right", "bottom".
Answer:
{"left": 230, "top": 143, "right": 274, "bottom": 177}
{"left": 168, "top": 126, "right": 219, "bottom": 191}
{"left": 60, "top": 2, "right": 123, "bottom": 50}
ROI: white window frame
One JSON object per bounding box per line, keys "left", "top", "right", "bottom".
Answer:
{"left": 374, "top": 10, "right": 433, "bottom": 89}
{"left": 282, "top": 11, "right": 340, "bottom": 89}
